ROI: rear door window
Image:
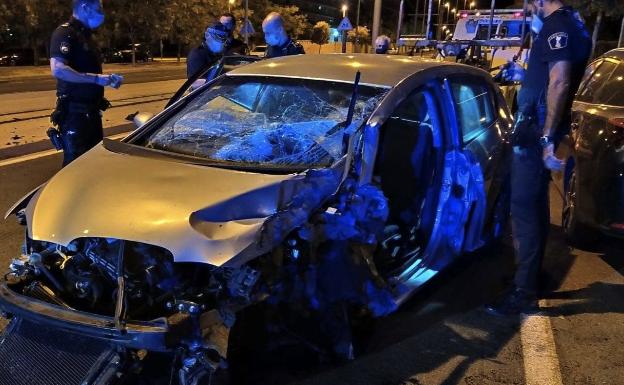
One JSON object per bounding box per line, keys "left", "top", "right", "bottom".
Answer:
{"left": 594, "top": 62, "right": 624, "bottom": 107}
{"left": 448, "top": 79, "right": 496, "bottom": 143}
{"left": 576, "top": 60, "right": 618, "bottom": 103}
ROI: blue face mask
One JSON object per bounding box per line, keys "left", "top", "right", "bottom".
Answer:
{"left": 87, "top": 11, "right": 105, "bottom": 30}
{"left": 531, "top": 3, "right": 545, "bottom": 34}
{"left": 530, "top": 15, "right": 543, "bottom": 34}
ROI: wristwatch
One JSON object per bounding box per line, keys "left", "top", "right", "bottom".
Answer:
{"left": 539, "top": 135, "right": 554, "bottom": 148}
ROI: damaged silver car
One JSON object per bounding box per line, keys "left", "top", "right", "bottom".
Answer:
{"left": 0, "top": 54, "right": 513, "bottom": 385}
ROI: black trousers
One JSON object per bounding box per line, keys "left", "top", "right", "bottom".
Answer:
{"left": 59, "top": 111, "right": 103, "bottom": 166}
{"left": 510, "top": 143, "right": 551, "bottom": 294}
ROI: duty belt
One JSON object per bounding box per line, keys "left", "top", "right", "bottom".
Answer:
{"left": 67, "top": 100, "right": 102, "bottom": 114}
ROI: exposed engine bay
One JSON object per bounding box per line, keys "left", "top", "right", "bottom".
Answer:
{"left": 1, "top": 182, "right": 395, "bottom": 382}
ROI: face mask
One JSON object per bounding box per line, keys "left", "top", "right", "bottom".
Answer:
{"left": 87, "top": 11, "right": 105, "bottom": 29}
{"left": 207, "top": 39, "right": 225, "bottom": 54}
{"left": 530, "top": 15, "right": 543, "bottom": 34}
{"left": 531, "top": 2, "right": 544, "bottom": 34}
{"left": 264, "top": 32, "right": 281, "bottom": 47}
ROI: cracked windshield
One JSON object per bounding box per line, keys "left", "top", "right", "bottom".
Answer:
{"left": 138, "top": 77, "right": 387, "bottom": 169}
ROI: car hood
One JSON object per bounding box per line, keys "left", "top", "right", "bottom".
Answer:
{"left": 25, "top": 144, "right": 343, "bottom": 267}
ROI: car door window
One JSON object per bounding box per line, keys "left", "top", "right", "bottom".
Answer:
{"left": 374, "top": 88, "right": 440, "bottom": 228}
{"left": 576, "top": 60, "right": 618, "bottom": 103}
{"left": 448, "top": 79, "right": 495, "bottom": 143}
{"left": 594, "top": 62, "right": 624, "bottom": 107}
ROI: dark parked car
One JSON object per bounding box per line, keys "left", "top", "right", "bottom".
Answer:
{"left": 103, "top": 44, "right": 152, "bottom": 63}
{"left": 0, "top": 54, "right": 513, "bottom": 384}
{"left": 0, "top": 48, "right": 34, "bottom": 66}
{"left": 561, "top": 48, "right": 624, "bottom": 246}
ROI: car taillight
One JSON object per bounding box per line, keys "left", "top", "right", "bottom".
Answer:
{"left": 608, "top": 117, "right": 624, "bottom": 129}
{"left": 610, "top": 223, "right": 624, "bottom": 232}
{"left": 461, "top": 13, "right": 469, "bottom": 18}
{"left": 513, "top": 12, "right": 523, "bottom": 18}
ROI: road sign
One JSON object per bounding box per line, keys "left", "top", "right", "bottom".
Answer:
{"left": 338, "top": 17, "right": 353, "bottom": 31}
{"left": 240, "top": 19, "right": 255, "bottom": 36}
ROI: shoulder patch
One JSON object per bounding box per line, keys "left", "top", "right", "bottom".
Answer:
{"left": 548, "top": 32, "right": 568, "bottom": 50}
{"left": 60, "top": 42, "right": 70, "bottom": 55}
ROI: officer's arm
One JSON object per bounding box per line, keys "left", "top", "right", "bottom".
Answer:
{"left": 543, "top": 60, "right": 572, "bottom": 137}
{"left": 50, "top": 57, "right": 111, "bottom": 86}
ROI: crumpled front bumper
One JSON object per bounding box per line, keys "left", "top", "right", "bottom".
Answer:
{"left": 0, "top": 281, "right": 174, "bottom": 352}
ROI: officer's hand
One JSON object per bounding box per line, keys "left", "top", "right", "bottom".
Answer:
{"left": 543, "top": 144, "right": 565, "bottom": 172}
{"left": 95, "top": 74, "right": 123, "bottom": 89}
{"left": 501, "top": 61, "right": 525, "bottom": 82}
{"left": 109, "top": 74, "right": 124, "bottom": 89}
{"left": 94, "top": 74, "right": 113, "bottom": 87}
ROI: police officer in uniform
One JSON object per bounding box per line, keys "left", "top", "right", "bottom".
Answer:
{"left": 374, "top": 35, "right": 391, "bottom": 54}
{"left": 262, "top": 12, "right": 305, "bottom": 58}
{"left": 187, "top": 22, "right": 228, "bottom": 81}
{"left": 220, "top": 13, "right": 248, "bottom": 55}
{"left": 50, "top": 0, "right": 122, "bottom": 167}
{"left": 486, "top": 0, "right": 591, "bottom": 316}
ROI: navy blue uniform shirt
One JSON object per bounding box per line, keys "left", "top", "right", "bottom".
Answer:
{"left": 265, "top": 39, "right": 305, "bottom": 59}
{"left": 187, "top": 44, "right": 222, "bottom": 79}
{"left": 518, "top": 6, "right": 591, "bottom": 132}
{"left": 50, "top": 17, "right": 103, "bottom": 102}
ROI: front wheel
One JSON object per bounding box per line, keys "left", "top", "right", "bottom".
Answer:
{"left": 562, "top": 170, "right": 600, "bottom": 249}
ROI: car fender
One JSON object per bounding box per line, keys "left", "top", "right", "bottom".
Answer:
{"left": 4, "top": 184, "right": 46, "bottom": 220}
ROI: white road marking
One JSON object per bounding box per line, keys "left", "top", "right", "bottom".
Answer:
{"left": 0, "top": 132, "right": 129, "bottom": 168}
{"left": 520, "top": 300, "right": 564, "bottom": 385}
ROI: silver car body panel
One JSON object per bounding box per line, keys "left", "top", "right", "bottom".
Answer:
{"left": 24, "top": 144, "right": 344, "bottom": 267}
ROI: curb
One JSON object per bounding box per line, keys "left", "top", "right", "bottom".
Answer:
{"left": 0, "top": 123, "right": 134, "bottom": 161}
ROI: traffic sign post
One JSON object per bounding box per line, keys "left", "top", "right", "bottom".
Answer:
{"left": 338, "top": 17, "right": 354, "bottom": 54}
{"left": 240, "top": 19, "right": 255, "bottom": 38}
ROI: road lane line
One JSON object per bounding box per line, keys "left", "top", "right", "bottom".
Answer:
{"left": 520, "top": 301, "right": 564, "bottom": 385}
{"left": 0, "top": 132, "right": 129, "bottom": 168}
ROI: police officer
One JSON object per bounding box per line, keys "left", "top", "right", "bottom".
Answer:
{"left": 220, "top": 13, "right": 248, "bottom": 55}
{"left": 187, "top": 22, "right": 228, "bottom": 82}
{"left": 374, "top": 35, "right": 391, "bottom": 54}
{"left": 262, "top": 12, "right": 305, "bottom": 58}
{"left": 486, "top": 0, "right": 591, "bottom": 316}
{"left": 50, "top": 0, "right": 122, "bottom": 166}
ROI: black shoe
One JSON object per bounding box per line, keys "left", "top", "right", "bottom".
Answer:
{"left": 484, "top": 288, "right": 539, "bottom": 317}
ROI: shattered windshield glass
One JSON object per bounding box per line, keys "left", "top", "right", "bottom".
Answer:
{"left": 137, "top": 76, "right": 387, "bottom": 169}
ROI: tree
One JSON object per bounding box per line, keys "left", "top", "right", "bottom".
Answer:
{"left": 311, "top": 21, "right": 330, "bottom": 53}
{"left": 348, "top": 26, "right": 371, "bottom": 52}
{"left": 569, "top": 0, "right": 624, "bottom": 58}
{"left": 107, "top": 0, "right": 172, "bottom": 65}
{"left": 248, "top": 0, "right": 310, "bottom": 43}
{"left": 0, "top": 0, "right": 69, "bottom": 65}
{"left": 348, "top": 26, "right": 371, "bottom": 43}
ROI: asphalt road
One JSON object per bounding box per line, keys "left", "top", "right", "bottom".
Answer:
{"left": 0, "top": 65, "right": 187, "bottom": 94}
{"left": 0, "top": 68, "right": 186, "bottom": 156}
{"left": 0, "top": 151, "right": 622, "bottom": 385}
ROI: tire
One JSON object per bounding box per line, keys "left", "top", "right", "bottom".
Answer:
{"left": 562, "top": 170, "right": 600, "bottom": 249}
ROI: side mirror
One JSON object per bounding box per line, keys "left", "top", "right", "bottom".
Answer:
{"left": 127, "top": 112, "right": 155, "bottom": 128}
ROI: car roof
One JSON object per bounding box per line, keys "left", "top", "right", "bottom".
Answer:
{"left": 600, "top": 48, "right": 624, "bottom": 61}
{"left": 226, "top": 53, "right": 454, "bottom": 88}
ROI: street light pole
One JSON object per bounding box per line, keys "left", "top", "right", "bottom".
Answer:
{"left": 244, "top": 0, "right": 249, "bottom": 46}
{"left": 436, "top": 0, "right": 442, "bottom": 40}
{"left": 355, "top": 0, "right": 362, "bottom": 51}
{"left": 341, "top": 5, "right": 349, "bottom": 53}
{"left": 414, "top": 0, "right": 421, "bottom": 35}
{"left": 397, "top": 0, "right": 405, "bottom": 48}
{"left": 487, "top": 0, "right": 495, "bottom": 39}
{"left": 426, "top": 0, "right": 434, "bottom": 39}
{"left": 372, "top": 0, "right": 382, "bottom": 47}
{"left": 619, "top": 15, "right": 624, "bottom": 48}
